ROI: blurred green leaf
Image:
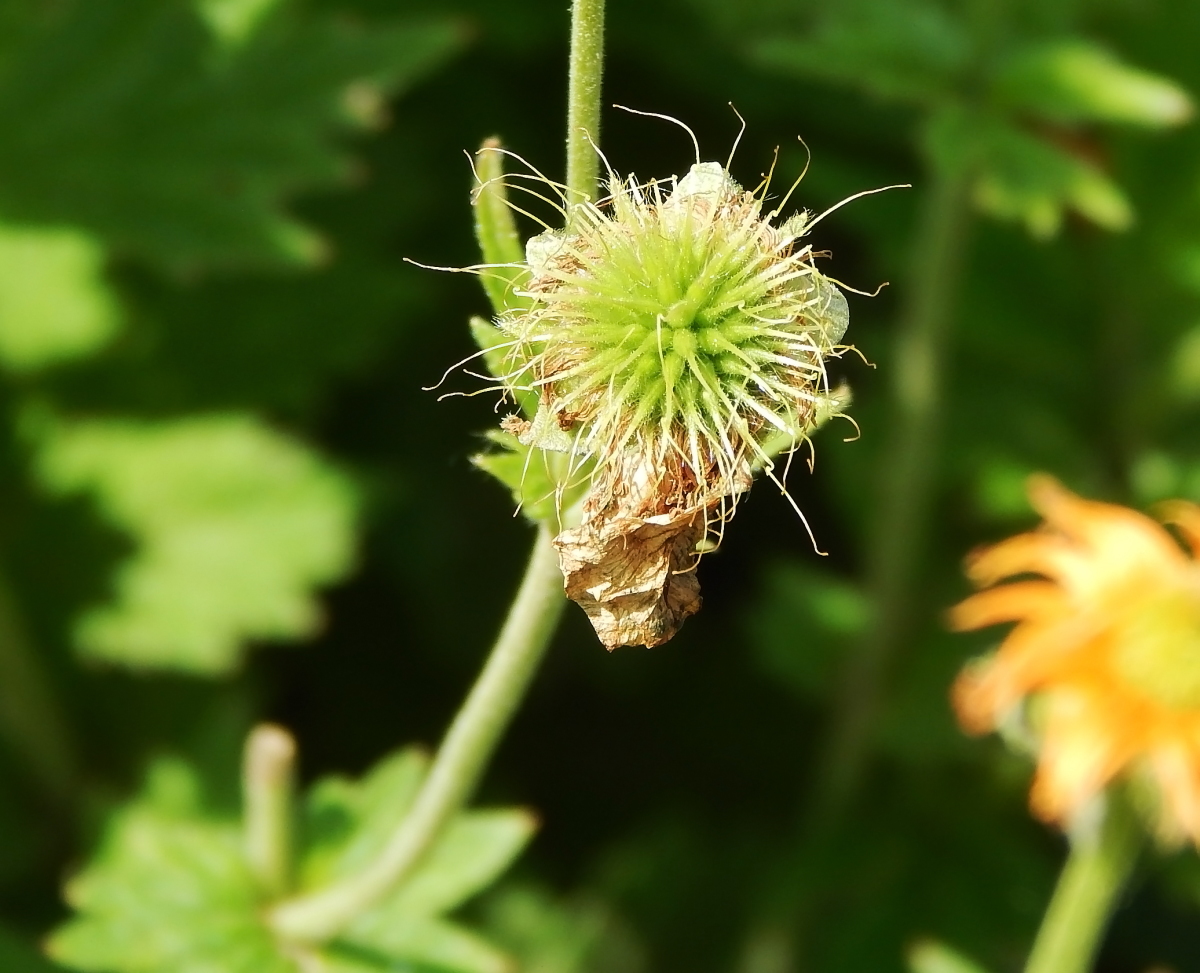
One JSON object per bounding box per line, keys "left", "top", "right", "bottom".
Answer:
{"left": 0, "top": 0, "right": 461, "bottom": 268}
{"left": 907, "top": 939, "right": 992, "bottom": 973}
{"left": 48, "top": 759, "right": 294, "bottom": 973}
{"left": 52, "top": 748, "right": 534, "bottom": 973}
{"left": 751, "top": 0, "right": 968, "bottom": 106}
{"left": 0, "top": 224, "right": 119, "bottom": 371}
{"left": 746, "top": 561, "right": 868, "bottom": 699}
{"left": 301, "top": 747, "right": 429, "bottom": 888}
{"left": 480, "top": 883, "right": 644, "bottom": 973}
{"left": 972, "top": 122, "right": 1132, "bottom": 237}
{"left": 300, "top": 747, "right": 535, "bottom": 970}
{"left": 997, "top": 40, "right": 1193, "bottom": 128}
{"left": 35, "top": 413, "right": 358, "bottom": 673}
{"left": 0, "top": 923, "right": 61, "bottom": 973}
{"left": 196, "top": 0, "right": 284, "bottom": 47}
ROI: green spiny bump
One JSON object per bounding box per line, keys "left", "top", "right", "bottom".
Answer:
{"left": 672, "top": 329, "right": 698, "bottom": 358}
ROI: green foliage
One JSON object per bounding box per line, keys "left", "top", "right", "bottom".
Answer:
{"left": 50, "top": 749, "right": 535, "bottom": 973}
{"left": 0, "top": 225, "right": 119, "bottom": 371}
{"left": 34, "top": 414, "right": 358, "bottom": 673}
{"left": 0, "top": 0, "right": 461, "bottom": 269}
{"left": 907, "top": 940, "right": 991, "bottom": 973}
{"left": 748, "top": 0, "right": 1192, "bottom": 237}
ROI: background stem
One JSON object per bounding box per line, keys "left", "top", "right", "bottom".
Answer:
{"left": 243, "top": 724, "right": 297, "bottom": 899}
{"left": 270, "top": 525, "right": 566, "bottom": 943}
{"left": 813, "top": 164, "right": 973, "bottom": 822}
{"left": 1024, "top": 797, "right": 1141, "bottom": 973}
{"left": 565, "top": 0, "right": 606, "bottom": 205}
{"left": 0, "top": 564, "right": 76, "bottom": 803}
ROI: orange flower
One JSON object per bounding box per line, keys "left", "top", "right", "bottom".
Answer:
{"left": 951, "top": 475, "right": 1200, "bottom": 843}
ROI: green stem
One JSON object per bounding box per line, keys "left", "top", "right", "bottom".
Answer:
{"left": 270, "top": 525, "right": 566, "bottom": 943}
{"left": 565, "top": 0, "right": 606, "bottom": 205}
{"left": 813, "top": 163, "right": 973, "bottom": 820}
{"left": 1024, "top": 797, "right": 1141, "bottom": 973}
{"left": 0, "top": 564, "right": 76, "bottom": 803}
{"left": 243, "top": 724, "right": 296, "bottom": 899}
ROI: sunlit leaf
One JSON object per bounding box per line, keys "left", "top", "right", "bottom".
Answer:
{"left": 48, "top": 760, "right": 294, "bottom": 973}
{"left": 997, "top": 39, "right": 1193, "bottom": 128}
{"left": 35, "top": 414, "right": 358, "bottom": 673}
{"left": 907, "top": 939, "right": 992, "bottom": 973}
{"left": 195, "top": 0, "right": 283, "bottom": 47}
{"left": 0, "top": 224, "right": 119, "bottom": 371}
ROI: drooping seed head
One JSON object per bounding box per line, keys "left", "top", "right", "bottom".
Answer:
{"left": 494, "top": 159, "right": 852, "bottom": 648}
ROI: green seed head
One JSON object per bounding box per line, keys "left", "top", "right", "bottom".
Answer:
{"left": 488, "top": 157, "right": 853, "bottom": 649}
{"left": 503, "top": 161, "right": 848, "bottom": 503}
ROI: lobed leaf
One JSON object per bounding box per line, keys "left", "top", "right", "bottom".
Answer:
{"left": 0, "top": 0, "right": 461, "bottom": 269}
{"left": 35, "top": 414, "right": 358, "bottom": 673}
{"left": 0, "top": 224, "right": 119, "bottom": 372}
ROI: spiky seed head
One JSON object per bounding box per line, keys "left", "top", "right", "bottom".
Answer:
{"left": 496, "top": 160, "right": 852, "bottom": 648}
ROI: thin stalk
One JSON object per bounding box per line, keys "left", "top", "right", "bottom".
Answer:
{"left": 270, "top": 525, "right": 566, "bottom": 943}
{"left": 0, "top": 564, "right": 76, "bottom": 803}
{"left": 813, "top": 164, "right": 973, "bottom": 821}
{"left": 243, "top": 724, "right": 297, "bottom": 899}
{"left": 1024, "top": 797, "right": 1141, "bottom": 973}
{"left": 565, "top": 0, "right": 606, "bottom": 205}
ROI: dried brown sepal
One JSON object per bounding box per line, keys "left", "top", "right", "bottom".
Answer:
{"left": 553, "top": 440, "right": 748, "bottom": 649}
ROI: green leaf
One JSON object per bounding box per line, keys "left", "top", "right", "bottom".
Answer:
{"left": 298, "top": 747, "right": 534, "bottom": 973}
{"left": 339, "top": 917, "right": 512, "bottom": 973}
{"left": 35, "top": 413, "right": 358, "bottom": 673}
{"left": 997, "top": 39, "right": 1193, "bottom": 128}
{"left": 751, "top": 0, "right": 968, "bottom": 106}
{"left": 0, "top": 224, "right": 119, "bottom": 371}
{"left": 0, "top": 0, "right": 461, "bottom": 268}
{"left": 196, "top": 0, "right": 283, "bottom": 48}
{"left": 48, "top": 760, "right": 296, "bottom": 973}
{"left": 907, "top": 939, "right": 993, "bottom": 973}
{"left": 972, "top": 122, "right": 1132, "bottom": 237}
{"left": 300, "top": 748, "right": 428, "bottom": 889}
{"left": 0, "top": 923, "right": 61, "bottom": 973}
{"left": 364, "top": 811, "right": 537, "bottom": 917}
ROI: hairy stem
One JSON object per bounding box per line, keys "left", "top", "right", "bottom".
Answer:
{"left": 243, "top": 724, "right": 297, "bottom": 899}
{"left": 1024, "top": 797, "right": 1140, "bottom": 973}
{"left": 565, "top": 0, "right": 606, "bottom": 205}
{"left": 0, "top": 564, "right": 76, "bottom": 803}
{"left": 270, "top": 525, "right": 565, "bottom": 943}
{"left": 815, "top": 164, "right": 973, "bottom": 820}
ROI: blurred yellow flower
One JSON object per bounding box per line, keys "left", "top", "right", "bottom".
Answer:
{"left": 951, "top": 475, "right": 1200, "bottom": 843}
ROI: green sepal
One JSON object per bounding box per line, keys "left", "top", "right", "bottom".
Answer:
{"left": 472, "top": 430, "right": 592, "bottom": 528}
{"left": 472, "top": 139, "right": 533, "bottom": 316}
